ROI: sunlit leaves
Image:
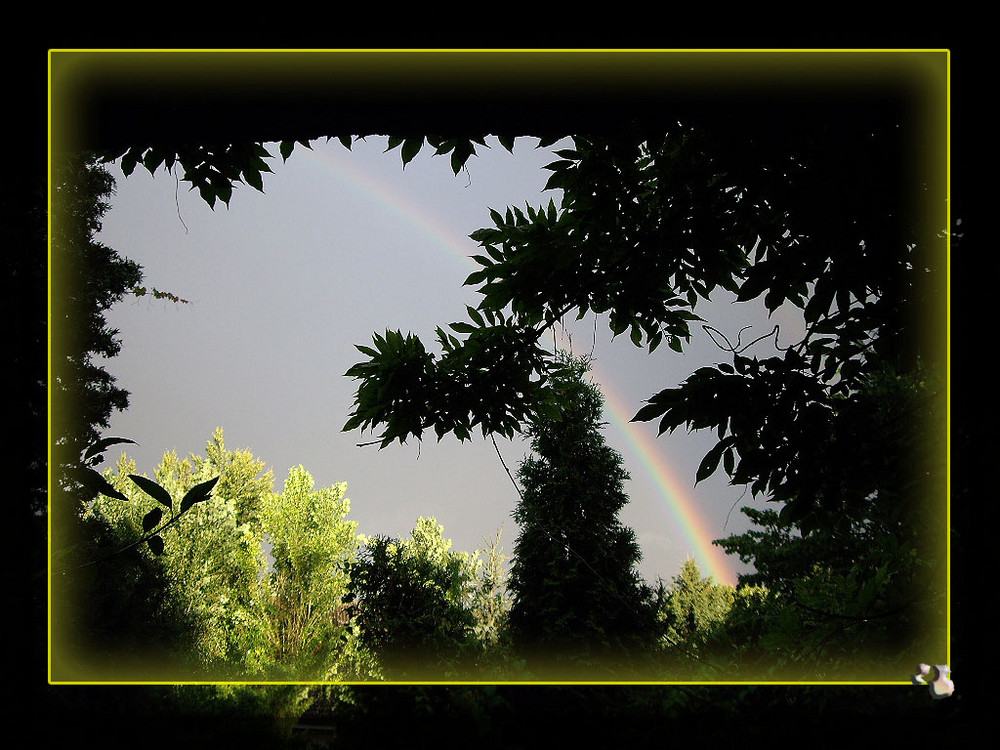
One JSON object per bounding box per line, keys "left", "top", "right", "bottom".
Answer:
{"left": 348, "top": 518, "right": 483, "bottom": 673}
{"left": 74, "top": 436, "right": 224, "bottom": 570}
{"left": 260, "top": 466, "right": 359, "bottom": 674}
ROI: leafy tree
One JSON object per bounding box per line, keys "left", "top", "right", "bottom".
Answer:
{"left": 72, "top": 430, "right": 384, "bottom": 682}
{"left": 330, "top": 104, "right": 947, "bottom": 684}
{"left": 343, "top": 115, "right": 944, "bottom": 515}
{"left": 507, "top": 353, "right": 657, "bottom": 677}
{"left": 56, "top": 449, "right": 205, "bottom": 677}
{"left": 67, "top": 429, "right": 266, "bottom": 678}
{"left": 708, "top": 363, "right": 947, "bottom": 679}
{"left": 47, "top": 154, "right": 144, "bottom": 596}
{"left": 656, "top": 558, "right": 735, "bottom": 654}
{"left": 52, "top": 54, "right": 948, "bottom": 520}
{"left": 257, "top": 465, "right": 377, "bottom": 680}
{"left": 347, "top": 517, "right": 486, "bottom": 678}
{"left": 45, "top": 153, "right": 206, "bottom": 682}
{"left": 469, "top": 527, "right": 512, "bottom": 651}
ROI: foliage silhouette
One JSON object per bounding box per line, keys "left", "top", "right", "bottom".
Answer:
{"left": 507, "top": 353, "right": 658, "bottom": 677}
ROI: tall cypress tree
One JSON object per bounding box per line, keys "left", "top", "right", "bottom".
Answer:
{"left": 508, "top": 353, "right": 656, "bottom": 676}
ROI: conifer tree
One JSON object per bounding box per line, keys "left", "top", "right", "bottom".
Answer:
{"left": 507, "top": 353, "right": 656, "bottom": 675}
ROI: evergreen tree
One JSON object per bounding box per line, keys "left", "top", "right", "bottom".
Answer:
{"left": 656, "top": 558, "right": 734, "bottom": 652}
{"left": 507, "top": 353, "right": 656, "bottom": 676}
{"left": 50, "top": 154, "right": 143, "bottom": 492}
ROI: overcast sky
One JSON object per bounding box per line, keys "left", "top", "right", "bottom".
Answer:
{"left": 93, "top": 135, "right": 806, "bottom": 588}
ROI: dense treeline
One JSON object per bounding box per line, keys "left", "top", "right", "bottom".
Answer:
{"left": 56, "top": 341, "right": 949, "bottom": 730}
{"left": 57, "top": 406, "right": 954, "bottom": 741}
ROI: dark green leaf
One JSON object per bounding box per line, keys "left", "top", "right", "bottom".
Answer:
{"left": 722, "top": 446, "right": 735, "bottom": 475}
{"left": 129, "top": 475, "right": 173, "bottom": 509}
{"left": 142, "top": 508, "right": 163, "bottom": 533}
{"left": 631, "top": 402, "right": 667, "bottom": 423}
{"left": 83, "top": 437, "right": 137, "bottom": 463}
{"left": 466, "top": 305, "right": 485, "bottom": 327}
{"left": 736, "top": 273, "right": 770, "bottom": 303}
{"left": 142, "top": 149, "right": 165, "bottom": 175}
{"left": 401, "top": 137, "right": 424, "bottom": 166}
{"left": 147, "top": 535, "right": 165, "bottom": 556}
{"left": 469, "top": 228, "right": 499, "bottom": 243}
{"left": 242, "top": 167, "right": 264, "bottom": 192}
{"left": 464, "top": 270, "right": 489, "bottom": 286}
{"left": 648, "top": 330, "right": 663, "bottom": 352}
{"left": 609, "top": 314, "right": 628, "bottom": 338}
{"left": 76, "top": 468, "right": 130, "bottom": 502}
{"left": 179, "top": 476, "right": 220, "bottom": 514}
{"left": 696, "top": 440, "right": 728, "bottom": 484}
{"left": 342, "top": 415, "right": 365, "bottom": 433}
{"left": 120, "top": 148, "right": 142, "bottom": 177}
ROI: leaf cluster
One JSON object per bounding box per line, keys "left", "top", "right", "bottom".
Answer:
{"left": 464, "top": 131, "right": 762, "bottom": 356}
{"left": 101, "top": 141, "right": 277, "bottom": 208}
{"left": 382, "top": 134, "right": 518, "bottom": 174}
{"left": 98, "top": 132, "right": 511, "bottom": 209}
{"left": 73, "top": 436, "right": 219, "bottom": 557}
{"left": 343, "top": 315, "right": 567, "bottom": 447}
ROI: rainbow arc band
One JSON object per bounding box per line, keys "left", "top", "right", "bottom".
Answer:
{"left": 305, "top": 141, "right": 737, "bottom": 588}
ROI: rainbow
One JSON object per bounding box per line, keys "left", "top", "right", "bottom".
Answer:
{"left": 300, "top": 140, "right": 480, "bottom": 270}
{"left": 589, "top": 366, "right": 736, "bottom": 587}
{"left": 301, "top": 140, "right": 736, "bottom": 587}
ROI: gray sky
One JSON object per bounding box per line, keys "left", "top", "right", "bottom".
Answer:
{"left": 94, "top": 135, "right": 805, "bottom": 587}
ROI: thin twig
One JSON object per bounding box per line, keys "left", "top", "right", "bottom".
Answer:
{"left": 491, "top": 434, "right": 523, "bottom": 501}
